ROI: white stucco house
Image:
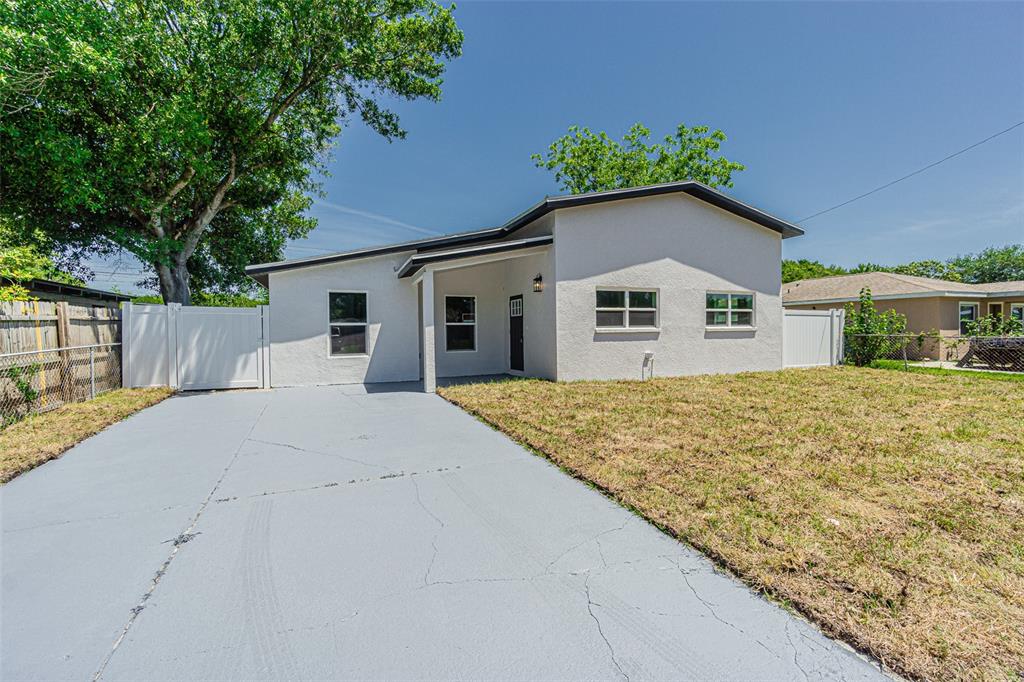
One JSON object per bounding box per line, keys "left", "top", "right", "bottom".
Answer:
{"left": 245, "top": 181, "right": 804, "bottom": 391}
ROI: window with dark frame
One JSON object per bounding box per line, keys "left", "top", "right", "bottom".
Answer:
{"left": 329, "top": 292, "right": 367, "bottom": 355}
{"left": 959, "top": 302, "right": 979, "bottom": 335}
{"left": 705, "top": 292, "right": 755, "bottom": 327}
{"left": 445, "top": 296, "right": 476, "bottom": 351}
{"left": 595, "top": 289, "right": 658, "bottom": 329}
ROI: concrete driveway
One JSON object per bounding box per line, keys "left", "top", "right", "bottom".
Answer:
{"left": 2, "top": 386, "right": 888, "bottom": 681}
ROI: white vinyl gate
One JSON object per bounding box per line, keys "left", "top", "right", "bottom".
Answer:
{"left": 122, "top": 303, "right": 269, "bottom": 390}
{"left": 783, "top": 308, "right": 845, "bottom": 368}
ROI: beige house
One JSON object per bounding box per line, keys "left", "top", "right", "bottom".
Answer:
{"left": 783, "top": 272, "right": 1024, "bottom": 345}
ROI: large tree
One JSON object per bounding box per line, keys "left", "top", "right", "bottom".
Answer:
{"left": 781, "top": 259, "right": 846, "bottom": 284}
{"left": 0, "top": 0, "right": 463, "bottom": 303}
{"left": 532, "top": 122, "right": 745, "bottom": 194}
{"left": 949, "top": 245, "right": 1024, "bottom": 283}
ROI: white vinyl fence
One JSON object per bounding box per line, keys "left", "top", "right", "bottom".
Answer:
{"left": 122, "top": 303, "right": 270, "bottom": 390}
{"left": 783, "top": 309, "right": 845, "bottom": 368}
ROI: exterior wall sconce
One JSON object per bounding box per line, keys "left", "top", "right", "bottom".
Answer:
{"left": 532, "top": 274, "right": 544, "bottom": 293}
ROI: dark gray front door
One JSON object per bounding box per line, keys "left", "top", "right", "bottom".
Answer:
{"left": 509, "top": 295, "right": 524, "bottom": 372}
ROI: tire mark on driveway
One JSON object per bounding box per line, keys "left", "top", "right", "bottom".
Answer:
{"left": 90, "top": 399, "right": 271, "bottom": 681}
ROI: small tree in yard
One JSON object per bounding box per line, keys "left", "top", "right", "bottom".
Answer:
{"left": 0, "top": 0, "right": 463, "bottom": 304}
{"left": 843, "top": 288, "right": 908, "bottom": 366}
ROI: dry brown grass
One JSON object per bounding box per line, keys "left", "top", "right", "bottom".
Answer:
{"left": 440, "top": 367, "right": 1024, "bottom": 681}
{"left": 0, "top": 388, "right": 173, "bottom": 483}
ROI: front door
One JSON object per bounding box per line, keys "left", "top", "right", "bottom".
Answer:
{"left": 509, "top": 295, "right": 524, "bottom": 372}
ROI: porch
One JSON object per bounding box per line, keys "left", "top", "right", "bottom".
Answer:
{"left": 405, "top": 236, "right": 555, "bottom": 392}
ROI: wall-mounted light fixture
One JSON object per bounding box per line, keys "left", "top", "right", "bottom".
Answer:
{"left": 532, "top": 274, "right": 544, "bottom": 293}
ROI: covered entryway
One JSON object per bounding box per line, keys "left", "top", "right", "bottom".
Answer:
{"left": 401, "top": 235, "right": 554, "bottom": 392}
{"left": 122, "top": 303, "right": 270, "bottom": 390}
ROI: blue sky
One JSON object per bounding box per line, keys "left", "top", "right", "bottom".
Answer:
{"left": 91, "top": 1, "right": 1024, "bottom": 293}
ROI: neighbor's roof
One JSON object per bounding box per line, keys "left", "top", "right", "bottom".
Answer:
{"left": 1, "top": 277, "right": 133, "bottom": 303}
{"left": 245, "top": 181, "right": 805, "bottom": 284}
{"left": 783, "top": 272, "right": 1024, "bottom": 305}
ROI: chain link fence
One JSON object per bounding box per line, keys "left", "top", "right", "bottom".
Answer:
{"left": 846, "top": 334, "right": 1024, "bottom": 373}
{"left": 1, "top": 343, "right": 122, "bottom": 428}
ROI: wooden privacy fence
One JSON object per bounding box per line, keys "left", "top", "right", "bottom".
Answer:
{"left": 0, "top": 301, "right": 120, "bottom": 354}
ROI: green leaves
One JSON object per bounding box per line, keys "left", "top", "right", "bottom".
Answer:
{"left": 1, "top": 0, "right": 464, "bottom": 301}
{"left": 782, "top": 259, "right": 846, "bottom": 284}
{"left": 532, "top": 122, "right": 745, "bottom": 194}
{"left": 786, "top": 245, "right": 1024, "bottom": 285}
{"left": 843, "top": 288, "right": 910, "bottom": 366}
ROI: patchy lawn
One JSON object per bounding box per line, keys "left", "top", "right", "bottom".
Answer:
{"left": 872, "top": 359, "right": 1024, "bottom": 383}
{"left": 440, "top": 367, "right": 1024, "bottom": 682}
{"left": 0, "top": 388, "right": 173, "bottom": 483}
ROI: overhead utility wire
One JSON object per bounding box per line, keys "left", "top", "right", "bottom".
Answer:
{"left": 797, "top": 119, "right": 1024, "bottom": 223}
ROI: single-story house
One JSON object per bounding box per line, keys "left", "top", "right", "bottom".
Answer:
{"left": 1, "top": 277, "right": 132, "bottom": 308}
{"left": 246, "top": 181, "right": 804, "bottom": 391}
{"left": 783, "top": 272, "right": 1024, "bottom": 338}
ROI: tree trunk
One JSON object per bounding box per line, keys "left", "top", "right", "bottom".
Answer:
{"left": 157, "top": 262, "right": 192, "bottom": 305}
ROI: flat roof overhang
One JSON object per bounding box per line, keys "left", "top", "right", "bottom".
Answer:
{"left": 397, "top": 235, "right": 554, "bottom": 279}
{"left": 245, "top": 181, "right": 805, "bottom": 286}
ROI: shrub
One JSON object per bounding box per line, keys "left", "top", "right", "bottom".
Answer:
{"left": 962, "top": 314, "right": 1023, "bottom": 337}
{"left": 843, "top": 288, "right": 908, "bottom": 366}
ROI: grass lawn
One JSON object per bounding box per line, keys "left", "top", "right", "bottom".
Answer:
{"left": 872, "top": 358, "right": 1024, "bottom": 383}
{"left": 440, "top": 367, "right": 1024, "bottom": 682}
{"left": 0, "top": 388, "right": 173, "bottom": 484}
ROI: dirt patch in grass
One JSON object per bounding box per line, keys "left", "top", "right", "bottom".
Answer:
{"left": 440, "top": 367, "right": 1024, "bottom": 681}
{"left": 0, "top": 388, "right": 173, "bottom": 483}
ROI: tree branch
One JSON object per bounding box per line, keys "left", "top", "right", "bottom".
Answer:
{"left": 175, "top": 152, "right": 236, "bottom": 264}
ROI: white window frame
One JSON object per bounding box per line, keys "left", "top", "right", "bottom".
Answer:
{"left": 1010, "top": 303, "right": 1024, "bottom": 322}
{"left": 958, "top": 301, "right": 979, "bottom": 335}
{"left": 327, "top": 290, "right": 369, "bottom": 358}
{"left": 444, "top": 294, "right": 477, "bottom": 353}
{"left": 705, "top": 291, "right": 756, "bottom": 330}
{"left": 595, "top": 287, "right": 660, "bottom": 332}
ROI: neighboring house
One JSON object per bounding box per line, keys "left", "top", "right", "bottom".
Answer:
{"left": 2, "top": 277, "right": 132, "bottom": 308}
{"left": 246, "top": 181, "right": 804, "bottom": 391}
{"left": 783, "top": 272, "right": 1024, "bottom": 338}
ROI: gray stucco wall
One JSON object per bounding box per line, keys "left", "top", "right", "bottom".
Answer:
{"left": 267, "top": 244, "right": 556, "bottom": 386}
{"left": 552, "top": 193, "right": 784, "bottom": 381}
{"left": 268, "top": 253, "right": 421, "bottom": 386}
{"left": 266, "top": 196, "right": 783, "bottom": 386}
{"left": 431, "top": 250, "right": 555, "bottom": 380}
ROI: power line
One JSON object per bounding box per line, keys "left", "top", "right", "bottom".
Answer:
{"left": 797, "top": 119, "right": 1024, "bottom": 223}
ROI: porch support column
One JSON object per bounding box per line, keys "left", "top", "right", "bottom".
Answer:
{"left": 421, "top": 268, "right": 436, "bottom": 393}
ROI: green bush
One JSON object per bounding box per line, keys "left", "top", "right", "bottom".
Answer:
{"left": 131, "top": 290, "right": 268, "bottom": 307}
{"left": 843, "top": 288, "right": 908, "bottom": 366}
{"left": 961, "top": 314, "right": 1023, "bottom": 337}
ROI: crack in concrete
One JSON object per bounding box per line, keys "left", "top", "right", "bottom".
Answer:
{"left": 543, "top": 518, "right": 629, "bottom": 573}
{"left": 418, "top": 575, "right": 538, "bottom": 589}
{"left": 3, "top": 504, "right": 192, "bottom": 534}
{"left": 583, "top": 571, "right": 630, "bottom": 682}
{"left": 163, "top": 531, "right": 201, "bottom": 546}
{"left": 90, "top": 400, "right": 271, "bottom": 681}
{"left": 411, "top": 474, "right": 444, "bottom": 586}
{"left": 211, "top": 466, "right": 461, "bottom": 504}
{"left": 673, "top": 558, "right": 780, "bottom": 660}
{"left": 785, "top": 620, "right": 813, "bottom": 682}
{"left": 245, "top": 438, "right": 391, "bottom": 471}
